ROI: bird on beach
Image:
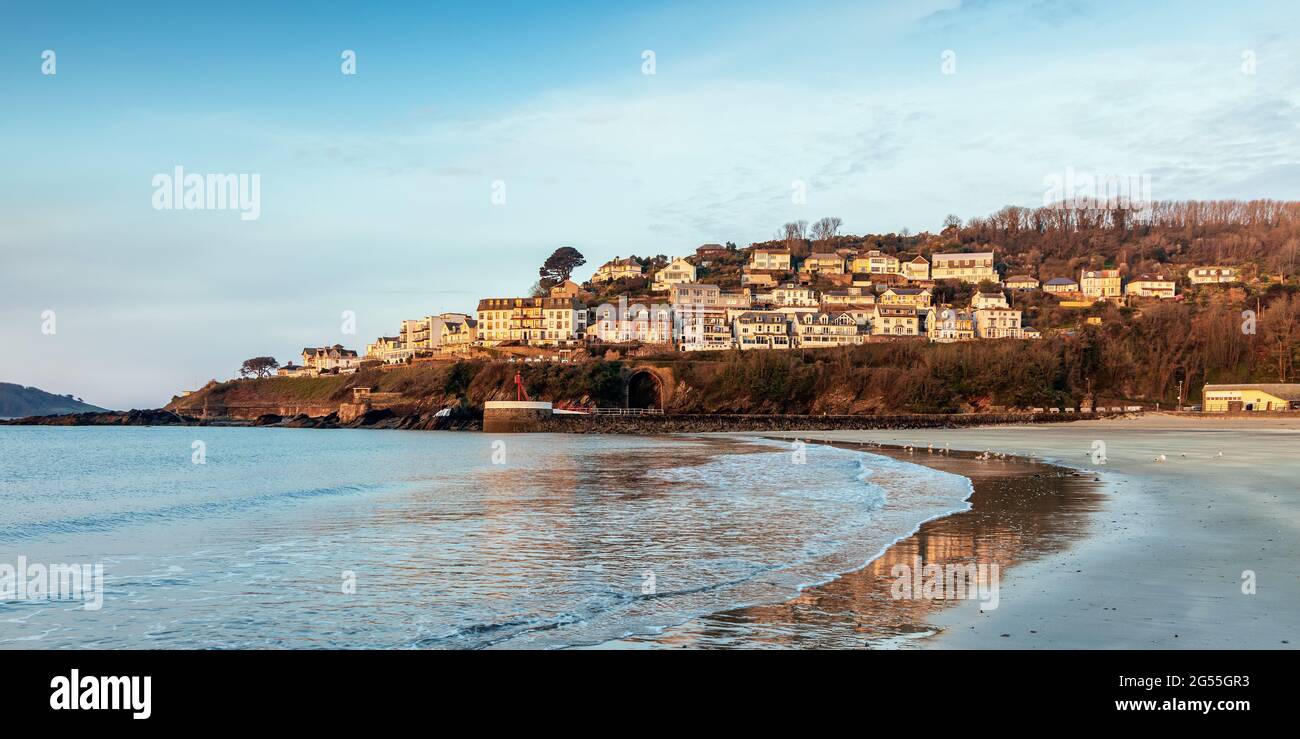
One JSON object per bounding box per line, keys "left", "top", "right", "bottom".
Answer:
{"left": 1154, "top": 454, "right": 1167, "bottom": 463}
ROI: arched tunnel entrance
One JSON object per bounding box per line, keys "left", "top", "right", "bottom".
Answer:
{"left": 626, "top": 370, "right": 663, "bottom": 410}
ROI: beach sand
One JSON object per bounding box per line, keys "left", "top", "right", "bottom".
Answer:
{"left": 761, "top": 414, "right": 1300, "bottom": 648}
{"left": 617, "top": 445, "right": 1104, "bottom": 648}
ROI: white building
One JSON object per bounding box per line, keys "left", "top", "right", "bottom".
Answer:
{"left": 1124, "top": 274, "right": 1177, "bottom": 299}
{"left": 1187, "top": 266, "right": 1238, "bottom": 285}
{"left": 747, "top": 248, "right": 792, "bottom": 271}
{"left": 974, "top": 307, "right": 1024, "bottom": 338}
{"left": 771, "top": 283, "right": 819, "bottom": 307}
{"left": 652, "top": 258, "right": 697, "bottom": 291}
{"left": 931, "top": 252, "right": 998, "bottom": 283}
{"left": 791, "top": 312, "right": 862, "bottom": 348}
{"left": 972, "top": 291, "right": 1009, "bottom": 310}
{"left": 734, "top": 311, "right": 792, "bottom": 350}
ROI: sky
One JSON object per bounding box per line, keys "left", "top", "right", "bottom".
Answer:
{"left": 2, "top": 0, "right": 1299, "bottom": 409}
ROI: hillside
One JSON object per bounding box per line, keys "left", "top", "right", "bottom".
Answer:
{"left": 0, "top": 383, "right": 109, "bottom": 418}
{"left": 169, "top": 293, "right": 1298, "bottom": 422}
{"left": 746, "top": 200, "right": 1300, "bottom": 287}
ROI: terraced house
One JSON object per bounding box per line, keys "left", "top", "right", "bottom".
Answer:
{"left": 878, "top": 287, "right": 933, "bottom": 309}
{"left": 676, "top": 305, "right": 734, "bottom": 351}
{"left": 873, "top": 306, "right": 920, "bottom": 336}
{"left": 820, "top": 288, "right": 876, "bottom": 307}
{"left": 301, "top": 344, "right": 361, "bottom": 374}
{"left": 672, "top": 283, "right": 750, "bottom": 351}
{"left": 668, "top": 283, "right": 752, "bottom": 308}
{"left": 925, "top": 306, "right": 975, "bottom": 343}
{"left": 441, "top": 318, "right": 478, "bottom": 353}
{"left": 589, "top": 302, "right": 674, "bottom": 344}
{"left": 364, "top": 335, "right": 405, "bottom": 364}
{"left": 476, "top": 297, "right": 586, "bottom": 346}
{"left": 850, "top": 249, "right": 900, "bottom": 275}
{"left": 791, "top": 312, "right": 862, "bottom": 348}
{"left": 734, "top": 311, "right": 792, "bottom": 350}
{"left": 771, "top": 283, "right": 819, "bottom": 307}
{"left": 399, "top": 313, "right": 474, "bottom": 355}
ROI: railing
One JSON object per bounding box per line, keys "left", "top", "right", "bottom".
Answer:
{"left": 592, "top": 407, "right": 664, "bottom": 416}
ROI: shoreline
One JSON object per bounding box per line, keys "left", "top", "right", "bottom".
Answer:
{"left": 0, "top": 407, "right": 1206, "bottom": 434}
{"left": 758, "top": 418, "right": 1300, "bottom": 648}
{"left": 609, "top": 438, "right": 1105, "bottom": 648}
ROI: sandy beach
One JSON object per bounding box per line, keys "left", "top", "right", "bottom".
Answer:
{"left": 762, "top": 414, "right": 1300, "bottom": 648}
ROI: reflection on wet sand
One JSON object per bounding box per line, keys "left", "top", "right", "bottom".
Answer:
{"left": 629, "top": 442, "right": 1107, "bottom": 649}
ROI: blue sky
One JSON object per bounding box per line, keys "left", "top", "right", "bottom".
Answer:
{"left": 3, "top": 0, "right": 1299, "bottom": 409}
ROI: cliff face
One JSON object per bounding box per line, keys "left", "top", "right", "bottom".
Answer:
{"left": 162, "top": 337, "right": 1152, "bottom": 424}
{"left": 0, "top": 383, "right": 108, "bottom": 418}
{"left": 164, "top": 361, "right": 636, "bottom": 420}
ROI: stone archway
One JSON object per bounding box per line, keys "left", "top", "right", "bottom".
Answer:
{"left": 626, "top": 369, "right": 664, "bottom": 410}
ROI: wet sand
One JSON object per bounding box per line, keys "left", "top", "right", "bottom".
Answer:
{"left": 764, "top": 416, "right": 1300, "bottom": 649}
{"left": 616, "top": 443, "right": 1106, "bottom": 648}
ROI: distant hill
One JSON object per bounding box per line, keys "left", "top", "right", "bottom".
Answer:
{"left": 0, "top": 383, "right": 109, "bottom": 418}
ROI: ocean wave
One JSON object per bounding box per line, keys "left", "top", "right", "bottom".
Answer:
{"left": 0, "top": 481, "right": 398, "bottom": 542}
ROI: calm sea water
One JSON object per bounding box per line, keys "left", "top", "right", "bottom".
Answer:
{"left": 0, "top": 427, "right": 970, "bottom": 649}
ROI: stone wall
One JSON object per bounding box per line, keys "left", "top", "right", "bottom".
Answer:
{"left": 538, "top": 411, "right": 1122, "bottom": 434}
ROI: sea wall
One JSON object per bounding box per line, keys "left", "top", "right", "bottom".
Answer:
{"left": 536, "top": 411, "right": 1123, "bottom": 434}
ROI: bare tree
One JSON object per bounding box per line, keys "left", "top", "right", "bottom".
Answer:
{"left": 1263, "top": 294, "right": 1299, "bottom": 382}
{"left": 779, "top": 220, "right": 808, "bottom": 251}
{"left": 810, "top": 217, "right": 842, "bottom": 243}
{"left": 942, "top": 214, "right": 962, "bottom": 231}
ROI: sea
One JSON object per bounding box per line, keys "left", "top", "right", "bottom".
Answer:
{"left": 0, "top": 427, "right": 971, "bottom": 649}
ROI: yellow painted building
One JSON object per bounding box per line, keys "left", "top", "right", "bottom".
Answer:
{"left": 850, "top": 250, "right": 900, "bottom": 276}
{"left": 1202, "top": 384, "right": 1300, "bottom": 412}
{"left": 748, "top": 248, "right": 792, "bottom": 271}
{"left": 476, "top": 297, "right": 586, "bottom": 345}
{"left": 1080, "top": 269, "right": 1122, "bottom": 299}
{"left": 591, "top": 257, "right": 643, "bottom": 283}
{"left": 652, "top": 257, "right": 698, "bottom": 291}
{"left": 800, "top": 252, "right": 846, "bottom": 275}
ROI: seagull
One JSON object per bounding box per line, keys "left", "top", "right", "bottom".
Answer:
{"left": 1154, "top": 454, "right": 1167, "bottom": 463}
